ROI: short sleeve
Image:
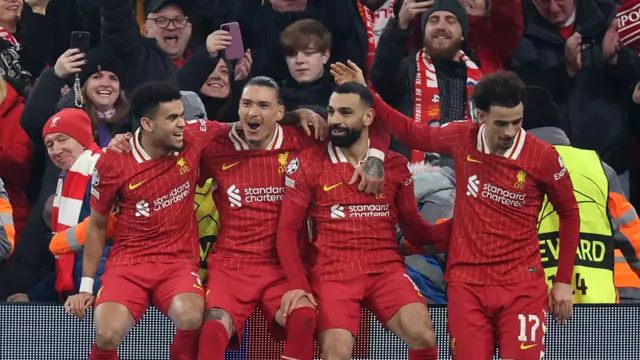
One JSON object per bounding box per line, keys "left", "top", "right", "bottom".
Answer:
{"left": 186, "top": 119, "right": 230, "bottom": 147}
{"left": 90, "top": 156, "right": 121, "bottom": 215}
{"left": 283, "top": 153, "right": 314, "bottom": 206}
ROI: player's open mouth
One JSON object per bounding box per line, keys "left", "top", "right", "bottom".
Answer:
{"left": 246, "top": 121, "right": 261, "bottom": 132}
{"left": 173, "top": 132, "right": 183, "bottom": 140}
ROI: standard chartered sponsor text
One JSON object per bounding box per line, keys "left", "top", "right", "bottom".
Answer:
{"left": 244, "top": 186, "right": 285, "bottom": 202}
{"left": 153, "top": 181, "right": 191, "bottom": 210}
{"left": 482, "top": 183, "right": 526, "bottom": 207}
{"left": 348, "top": 204, "right": 390, "bottom": 218}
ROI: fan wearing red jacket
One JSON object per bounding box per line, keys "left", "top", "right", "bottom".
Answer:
{"left": 277, "top": 82, "right": 451, "bottom": 360}
{"left": 334, "top": 63, "right": 579, "bottom": 360}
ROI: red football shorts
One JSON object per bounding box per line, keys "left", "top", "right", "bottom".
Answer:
{"left": 311, "top": 266, "right": 426, "bottom": 337}
{"left": 205, "top": 265, "right": 289, "bottom": 346}
{"left": 95, "top": 262, "right": 204, "bottom": 321}
{"left": 447, "top": 277, "right": 548, "bottom": 360}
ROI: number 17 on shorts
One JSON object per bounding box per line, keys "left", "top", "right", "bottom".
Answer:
{"left": 510, "top": 310, "right": 547, "bottom": 359}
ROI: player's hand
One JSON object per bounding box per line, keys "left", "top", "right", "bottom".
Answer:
{"left": 65, "top": 292, "right": 95, "bottom": 320}
{"left": 549, "top": 282, "right": 573, "bottom": 325}
{"left": 281, "top": 289, "right": 317, "bottom": 317}
{"left": 7, "top": 293, "right": 30, "bottom": 302}
{"left": 295, "top": 108, "right": 328, "bottom": 141}
{"left": 330, "top": 60, "right": 366, "bottom": 86}
{"left": 349, "top": 156, "right": 385, "bottom": 195}
{"left": 107, "top": 133, "right": 133, "bottom": 153}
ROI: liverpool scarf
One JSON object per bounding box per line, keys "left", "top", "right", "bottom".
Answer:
{"left": 412, "top": 47, "right": 482, "bottom": 164}
{"left": 53, "top": 144, "right": 101, "bottom": 298}
{"left": 357, "top": 0, "right": 396, "bottom": 75}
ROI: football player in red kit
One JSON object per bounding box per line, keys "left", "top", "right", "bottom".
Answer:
{"left": 277, "top": 82, "right": 451, "bottom": 360}
{"left": 64, "top": 82, "right": 232, "bottom": 360}
{"left": 331, "top": 63, "right": 580, "bottom": 360}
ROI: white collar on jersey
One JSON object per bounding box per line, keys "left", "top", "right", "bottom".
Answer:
{"left": 476, "top": 124, "right": 526, "bottom": 160}
{"left": 130, "top": 128, "right": 179, "bottom": 164}
{"left": 228, "top": 123, "right": 284, "bottom": 151}
{"left": 328, "top": 139, "right": 370, "bottom": 166}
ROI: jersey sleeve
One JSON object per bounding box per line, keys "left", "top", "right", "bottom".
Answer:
{"left": 186, "top": 119, "right": 231, "bottom": 145}
{"left": 90, "top": 156, "right": 122, "bottom": 216}
{"left": 283, "top": 152, "right": 315, "bottom": 206}
{"left": 537, "top": 145, "right": 580, "bottom": 284}
{"left": 372, "top": 92, "right": 466, "bottom": 156}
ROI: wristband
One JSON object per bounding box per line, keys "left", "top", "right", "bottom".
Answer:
{"left": 367, "top": 148, "right": 385, "bottom": 161}
{"left": 79, "top": 277, "right": 94, "bottom": 294}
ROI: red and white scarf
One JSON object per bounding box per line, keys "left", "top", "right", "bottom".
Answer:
{"left": 412, "top": 47, "right": 482, "bottom": 164}
{"left": 0, "top": 26, "right": 19, "bottom": 49}
{"left": 53, "top": 145, "right": 101, "bottom": 298}
{"left": 357, "top": 0, "right": 395, "bottom": 75}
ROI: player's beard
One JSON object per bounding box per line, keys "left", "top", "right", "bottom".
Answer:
{"left": 328, "top": 123, "right": 363, "bottom": 148}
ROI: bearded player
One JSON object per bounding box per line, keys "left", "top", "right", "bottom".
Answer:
{"left": 334, "top": 62, "right": 579, "bottom": 359}
{"left": 63, "top": 82, "right": 234, "bottom": 360}
{"left": 194, "top": 76, "right": 392, "bottom": 360}
{"left": 277, "top": 82, "right": 452, "bottom": 360}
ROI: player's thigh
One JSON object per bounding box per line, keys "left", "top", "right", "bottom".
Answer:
{"left": 447, "top": 282, "right": 495, "bottom": 360}
{"left": 204, "top": 267, "right": 263, "bottom": 338}
{"left": 94, "top": 266, "right": 151, "bottom": 323}
{"left": 151, "top": 264, "right": 205, "bottom": 329}
{"left": 312, "top": 275, "right": 365, "bottom": 338}
{"left": 318, "top": 328, "right": 355, "bottom": 360}
{"left": 364, "top": 268, "right": 435, "bottom": 347}
{"left": 497, "top": 278, "right": 548, "bottom": 360}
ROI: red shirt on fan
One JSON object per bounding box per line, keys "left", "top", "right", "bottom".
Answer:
{"left": 91, "top": 121, "right": 229, "bottom": 269}
{"left": 199, "top": 122, "right": 390, "bottom": 270}
{"left": 276, "top": 143, "right": 451, "bottom": 292}
{"left": 373, "top": 95, "right": 580, "bottom": 285}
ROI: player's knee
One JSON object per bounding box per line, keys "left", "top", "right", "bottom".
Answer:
{"left": 94, "top": 324, "right": 126, "bottom": 350}
{"left": 169, "top": 294, "right": 204, "bottom": 330}
{"left": 173, "top": 308, "right": 204, "bottom": 330}
{"left": 203, "top": 308, "right": 234, "bottom": 334}
{"left": 402, "top": 320, "right": 437, "bottom": 349}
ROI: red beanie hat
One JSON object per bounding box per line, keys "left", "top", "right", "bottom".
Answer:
{"left": 618, "top": 0, "right": 640, "bottom": 49}
{"left": 42, "top": 108, "right": 94, "bottom": 149}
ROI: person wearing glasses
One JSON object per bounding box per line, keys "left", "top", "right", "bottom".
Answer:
{"left": 100, "top": 0, "right": 199, "bottom": 90}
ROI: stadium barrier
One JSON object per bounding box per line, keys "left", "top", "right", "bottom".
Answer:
{"left": 1, "top": 303, "right": 639, "bottom": 360}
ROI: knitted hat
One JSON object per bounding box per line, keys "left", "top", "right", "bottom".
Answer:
{"left": 42, "top": 108, "right": 94, "bottom": 149}
{"left": 180, "top": 90, "right": 207, "bottom": 120}
{"left": 522, "top": 86, "right": 562, "bottom": 131}
{"left": 78, "top": 46, "right": 128, "bottom": 89}
{"left": 421, "top": 0, "right": 469, "bottom": 38}
{"left": 617, "top": 0, "right": 640, "bottom": 49}
{"left": 145, "top": 0, "right": 192, "bottom": 17}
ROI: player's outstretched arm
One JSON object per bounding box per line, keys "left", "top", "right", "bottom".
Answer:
{"left": 395, "top": 175, "right": 452, "bottom": 252}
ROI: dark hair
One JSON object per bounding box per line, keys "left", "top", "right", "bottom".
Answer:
{"left": 280, "top": 19, "right": 332, "bottom": 56}
{"left": 333, "top": 82, "right": 374, "bottom": 108}
{"left": 130, "top": 81, "right": 182, "bottom": 120}
{"left": 471, "top": 71, "right": 526, "bottom": 112}
{"left": 244, "top": 76, "right": 282, "bottom": 104}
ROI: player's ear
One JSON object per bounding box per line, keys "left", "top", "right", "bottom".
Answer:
{"left": 275, "top": 103, "right": 285, "bottom": 123}
{"left": 140, "top": 117, "right": 153, "bottom": 132}
{"left": 363, "top": 108, "right": 374, "bottom": 127}
{"left": 478, "top": 110, "right": 487, "bottom": 123}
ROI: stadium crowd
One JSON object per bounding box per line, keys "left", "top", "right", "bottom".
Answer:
{"left": 0, "top": 0, "right": 640, "bottom": 358}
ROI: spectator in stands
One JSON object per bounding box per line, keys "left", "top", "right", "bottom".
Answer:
{"left": 8, "top": 109, "right": 110, "bottom": 303}
{"left": 0, "top": 178, "right": 15, "bottom": 262}
{"left": 100, "top": 0, "right": 194, "bottom": 88}
{"left": 0, "top": 75, "right": 31, "bottom": 243}
{"left": 371, "top": 0, "right": 481, "bottom": 165}
{"left": 509, "top": 0, "right": 639, "bottom": 197}
{"left": 463, "top": 0, "right": 524, "bottom": 74}
{"left": 279, "top": 19, "right": 334, "bottom": 111}
{"left": 171, "top": 29, "right": 252, "bottom": 122}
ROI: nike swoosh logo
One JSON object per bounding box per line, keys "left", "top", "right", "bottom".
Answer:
{"left": 222, "top": 162, "right": 240, "bottom": 170}
{"left": 128, "top": 180, "right": 146, "bottom": 190}
{"left": 466, "top": 154, "right": 482, "bottom": 163}
{"left": 323, "top": 183, "right": 342, "bottom": 192}
{"left": 520, "top": 343, "right": 537, "bottom": 350}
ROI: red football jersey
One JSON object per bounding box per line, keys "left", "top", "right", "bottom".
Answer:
{"left": 198, "top": 124, "right": 315, "bottom": 269}
{"left": 91, "top": 121, "right": 229, "bottom": 269}
{"left": 282, "top": 142, "right": 428, "bottom": 280}
{"left": 373, "top": 95, "right": 580, "bottom": 285}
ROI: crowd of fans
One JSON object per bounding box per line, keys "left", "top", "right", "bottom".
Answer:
{"left": 0, "top": 0, "right": 639, "bottom": 313}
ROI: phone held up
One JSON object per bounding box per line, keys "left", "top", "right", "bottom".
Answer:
{"left": 220, "top": 22, "right": 244, "bottom": 61}
{"left": 70, "top": 31, "right": 92, "bottom": 56}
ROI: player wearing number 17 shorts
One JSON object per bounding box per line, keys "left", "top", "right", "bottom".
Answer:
{"left": 65, "top": 82, "right": 231, "bottom": 360}
{"left": 277, "top": 83, "right": 452, "bottom": 360}
{"left": 363, "top": 67, "right": 581, "bottom": 359}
